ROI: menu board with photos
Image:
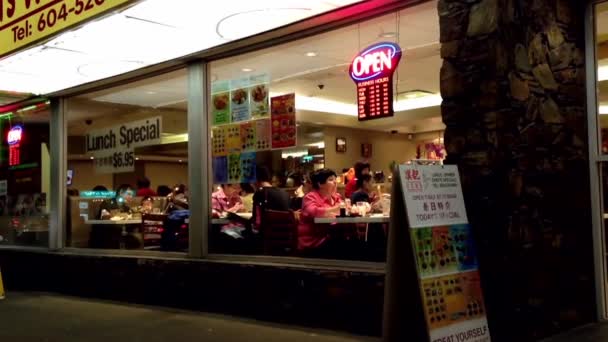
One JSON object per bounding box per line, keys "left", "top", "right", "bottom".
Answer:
{"left": 240, "top": 121, "right": 256, "bottom": 152}
{"left": 225, "top": 124, "right": 241, "bottom": 153}
{"left": 230, "top": 78, "right": 251, "bottom": 122}
{"left": 270, "top": 93, "right": 297, "bottom": 149}
{"left": 256, "top": 119, "right": 271, "bottom": 150}
{"left": 212, "top": 81, "right": 231, "bottom": 125}
{"left": 389, "top": 165, "right": 491, "bottom": 342}
{"left": 249, "top": 75, "right": 270, "bottom": 118}
{"left": 212, "top": 126, "right": 228, "bottom": 156}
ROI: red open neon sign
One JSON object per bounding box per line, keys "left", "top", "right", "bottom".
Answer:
{"left": 349, "top": 42, "right": 402, "bottom": 121}
{"left": 7, "top": 126, "right": 22, "bottom": 166}
{"left": 7, "top": 126, "right": 22, "bottom": 145}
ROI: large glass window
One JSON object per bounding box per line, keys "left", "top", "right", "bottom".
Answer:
{"left": 207, "top": 2, "right": 443, "bottom": 261}
{"left": 65, "top": 69, "right": 188, "bottom": 252}
{"left": 0, "top": 102, "right": 51, "bottom": 247}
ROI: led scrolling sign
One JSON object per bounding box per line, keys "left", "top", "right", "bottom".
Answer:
{"left": 349, "top": 42, "right": 402, "bottom": 121}
{"left": 7, "top": 125, "right": 22, "bottom": 166}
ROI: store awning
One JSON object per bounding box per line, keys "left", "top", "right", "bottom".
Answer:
{"left": 0, "top": 0, "right": 363, "bottom": 104}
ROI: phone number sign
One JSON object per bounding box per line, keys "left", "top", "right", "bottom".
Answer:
{"left": 0, "top": 0, "right": 134, "bottom": 58}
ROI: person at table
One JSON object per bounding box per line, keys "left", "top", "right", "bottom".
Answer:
{"left": 298, "top": 168, "right": 344, "bottom": 255}
{"left": 350, "top": 174, "right": 380, "bottom": 213}
{"left": 344, "top": 161, "right": 370, "bottom": 199}
{"left": 97, "top": 184, "right": 133, "bottom": 219}
{"left": 136, "top": 177, "right": 156, "bottom": 197}
{"left": 212, "top": 183, "right": 243, "bottom": 216}
{"left": 252, "top": 166, "right": 290, "bottom": 228}
{"left": 240, "top": 183, "right": 255, "bottom": 213}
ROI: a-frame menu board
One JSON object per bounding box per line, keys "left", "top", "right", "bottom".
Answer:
{"left": 383, "top": 164, "right": 491, "bottom": 342}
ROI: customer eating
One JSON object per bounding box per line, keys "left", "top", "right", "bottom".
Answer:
{"left": 344, "top": 161, "right": 370, "bottom": 199}
{"left": 297, "top": 168, "right": 343, "bottom": 256}
{"left": 212, "top": 184, "right": 243, "bottom": 216}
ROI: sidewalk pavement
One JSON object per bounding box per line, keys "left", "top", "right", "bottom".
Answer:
{"left": 542, "top": 323, "right": 608, "bottom": 342}
{"left": 0, "top": 292, "right": 379, "bottom": 342}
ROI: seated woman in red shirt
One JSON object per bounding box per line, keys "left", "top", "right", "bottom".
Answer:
{"left": 298, "top": 168, "right": 343, "bottom": 256}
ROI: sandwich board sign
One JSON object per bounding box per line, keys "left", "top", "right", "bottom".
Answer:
{"left": 383, "top": 164, "right": 491, "bottom": 342}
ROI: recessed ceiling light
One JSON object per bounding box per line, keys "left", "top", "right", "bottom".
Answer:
{"left": 179, "top": 160, "right": 183, "bottom": 163}
{"left": 145, "top": 91, "right": 157, "bottom": 95}
{"left": 135, "top": 157, "right": 140, "bottom": 160}
{"left": 89, "top": 156, "right": 94, "bottom": 160}
{"left": 305, "top": 52, "right": 317, "bottom": 57}
{"left": 241, "top": 68, "right": 254, "bottom": 72}
{"left": 379, "top": 31, "right": 397, "bottom": 38}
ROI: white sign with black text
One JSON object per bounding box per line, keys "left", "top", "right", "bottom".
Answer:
{"left": 85, "top": 117, "right": 162, "bottom": 174}
{"left": 398, "top": 164, "right": 468, "bottom": 228}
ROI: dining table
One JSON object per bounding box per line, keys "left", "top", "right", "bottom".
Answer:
{"left": 313, "top": 213, "right": 389, "bottom": 224}
{"left": 85, "top": 218, "right": 142, "bottom": 249}
{"left": 314, "top": 214, "right": 389, "bottom": 242}
{"left": 211, "top": 212, "right": 253, "bottom": 225}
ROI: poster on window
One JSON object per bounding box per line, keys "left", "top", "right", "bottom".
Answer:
{"left": 249, "top": 74, "right": 270, "bottom": 118}
{"left": 240, "top": 121, "right": 256, "bottom": 152}
{"left": 230, "top": 78, "right": 251, "bottom": 123}
{"left": 256, "top": 119, "right": 271, "bottom": 151}
{"left": 227, "top": 153, "right": 241, "bottom": 184}
{"left": 212, "top": 156, "right": 228, "bottom": 184}
{"left": 240, "top": 152, "right": 256, "bottom": 183}
{"left": 212, "top": 81, "right": 231, "bottom": 126}
{"left": 212, "top": 126, "right": 228, "bottom": 156}
{"left": 271, "top": 93, "right": 296, "bottom": 149}
{"left": 225, "top": 124, "right": 241, "bottom": 154}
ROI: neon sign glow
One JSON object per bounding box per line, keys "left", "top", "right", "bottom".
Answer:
{"left": 7, "top": 125, "right": 22, "bottom": 145}
{"left": 349, "top": 42, "right": 402, "bottom": 82}
{"left": 349, "top": 42, "right": 402, "bottom": 121}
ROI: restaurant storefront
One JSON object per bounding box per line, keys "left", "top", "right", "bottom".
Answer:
{"left": 0, "top": 0, "right": 606, "bottom": 340}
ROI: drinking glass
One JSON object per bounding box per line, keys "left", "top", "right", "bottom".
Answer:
{"left": 356, "top": 201, "right": 367, "bottom": 216}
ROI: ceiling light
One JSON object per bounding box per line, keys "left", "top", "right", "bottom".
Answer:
{"left": 305, "top": 52, "right": 318, "bottom": 57}
{"left": 145, "top": 91, "right": 157, "bottom": 95}
{"left": 90, "top": 156, "right": 94, "bottom": 160}
{"left": 600, "top": 105, "right": 608, "bottom": 114}
{"left": 0, "top": 0, "right": 363, "bottom": 95}
{"left": 241, "top": 68, "right": 254, "bottom": 72}
{"left": 179, "top": 160, "right": 183, "bottom": 163}
{"left": 379, "top": 31, "right": 397, "bottom": 38}
{"left": 135, "top": 157, "right": 140, "bottom": 160}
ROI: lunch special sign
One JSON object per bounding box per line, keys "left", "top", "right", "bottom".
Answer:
{"left": 398, "top": 164, "right": 491, "bottom": 342}
{"left": 85, "top": 116, "right": 162, "bottom": 174}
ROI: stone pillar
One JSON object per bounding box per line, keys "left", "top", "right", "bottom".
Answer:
{"left": 439, "top": 0, "right": 595, "bottom": 340}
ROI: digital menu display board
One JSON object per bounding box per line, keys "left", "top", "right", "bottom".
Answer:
{"left": 349, "top": 42, "right": 402, "bottom": 121}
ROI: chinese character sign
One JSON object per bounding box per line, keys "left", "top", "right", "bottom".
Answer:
{"left": 399, "top": 165, "right": 468, "bottom": 228}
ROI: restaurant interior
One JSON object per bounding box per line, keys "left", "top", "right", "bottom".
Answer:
{"left": 0, "top": 1, "right": 445, "bottom": 262}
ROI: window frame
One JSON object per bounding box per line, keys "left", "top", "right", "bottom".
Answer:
{"left": 0, "top": 0, "right": 425, "bottom": 273}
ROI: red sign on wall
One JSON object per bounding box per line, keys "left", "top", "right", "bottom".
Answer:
{"left": 7, "top": 126, "right": 22, "bottom": 166}
{"left": 349, "top": 42, "right": 402, "bottom": 121}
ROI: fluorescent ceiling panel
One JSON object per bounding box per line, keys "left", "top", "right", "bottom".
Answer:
{"left": 0, "top": 0, "right": 362, "bottom": 95}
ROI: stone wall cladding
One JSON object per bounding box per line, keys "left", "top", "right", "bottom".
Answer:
{"left": 439, "top": 0, "right": 595, "bottom": 341}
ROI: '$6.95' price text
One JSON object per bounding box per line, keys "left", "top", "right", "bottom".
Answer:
{"left": 11, "top": 0, "right": 107, "bottom": 42}
{"left": 113, "top": 151, "right": 134, "bottom": 169}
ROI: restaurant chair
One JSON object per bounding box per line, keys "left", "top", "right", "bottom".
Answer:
{"left": 141, "top": 213, "right": 166, "bottom": 250}
{"left": 261, "top": 209, "right": 298, "bottom": 255}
